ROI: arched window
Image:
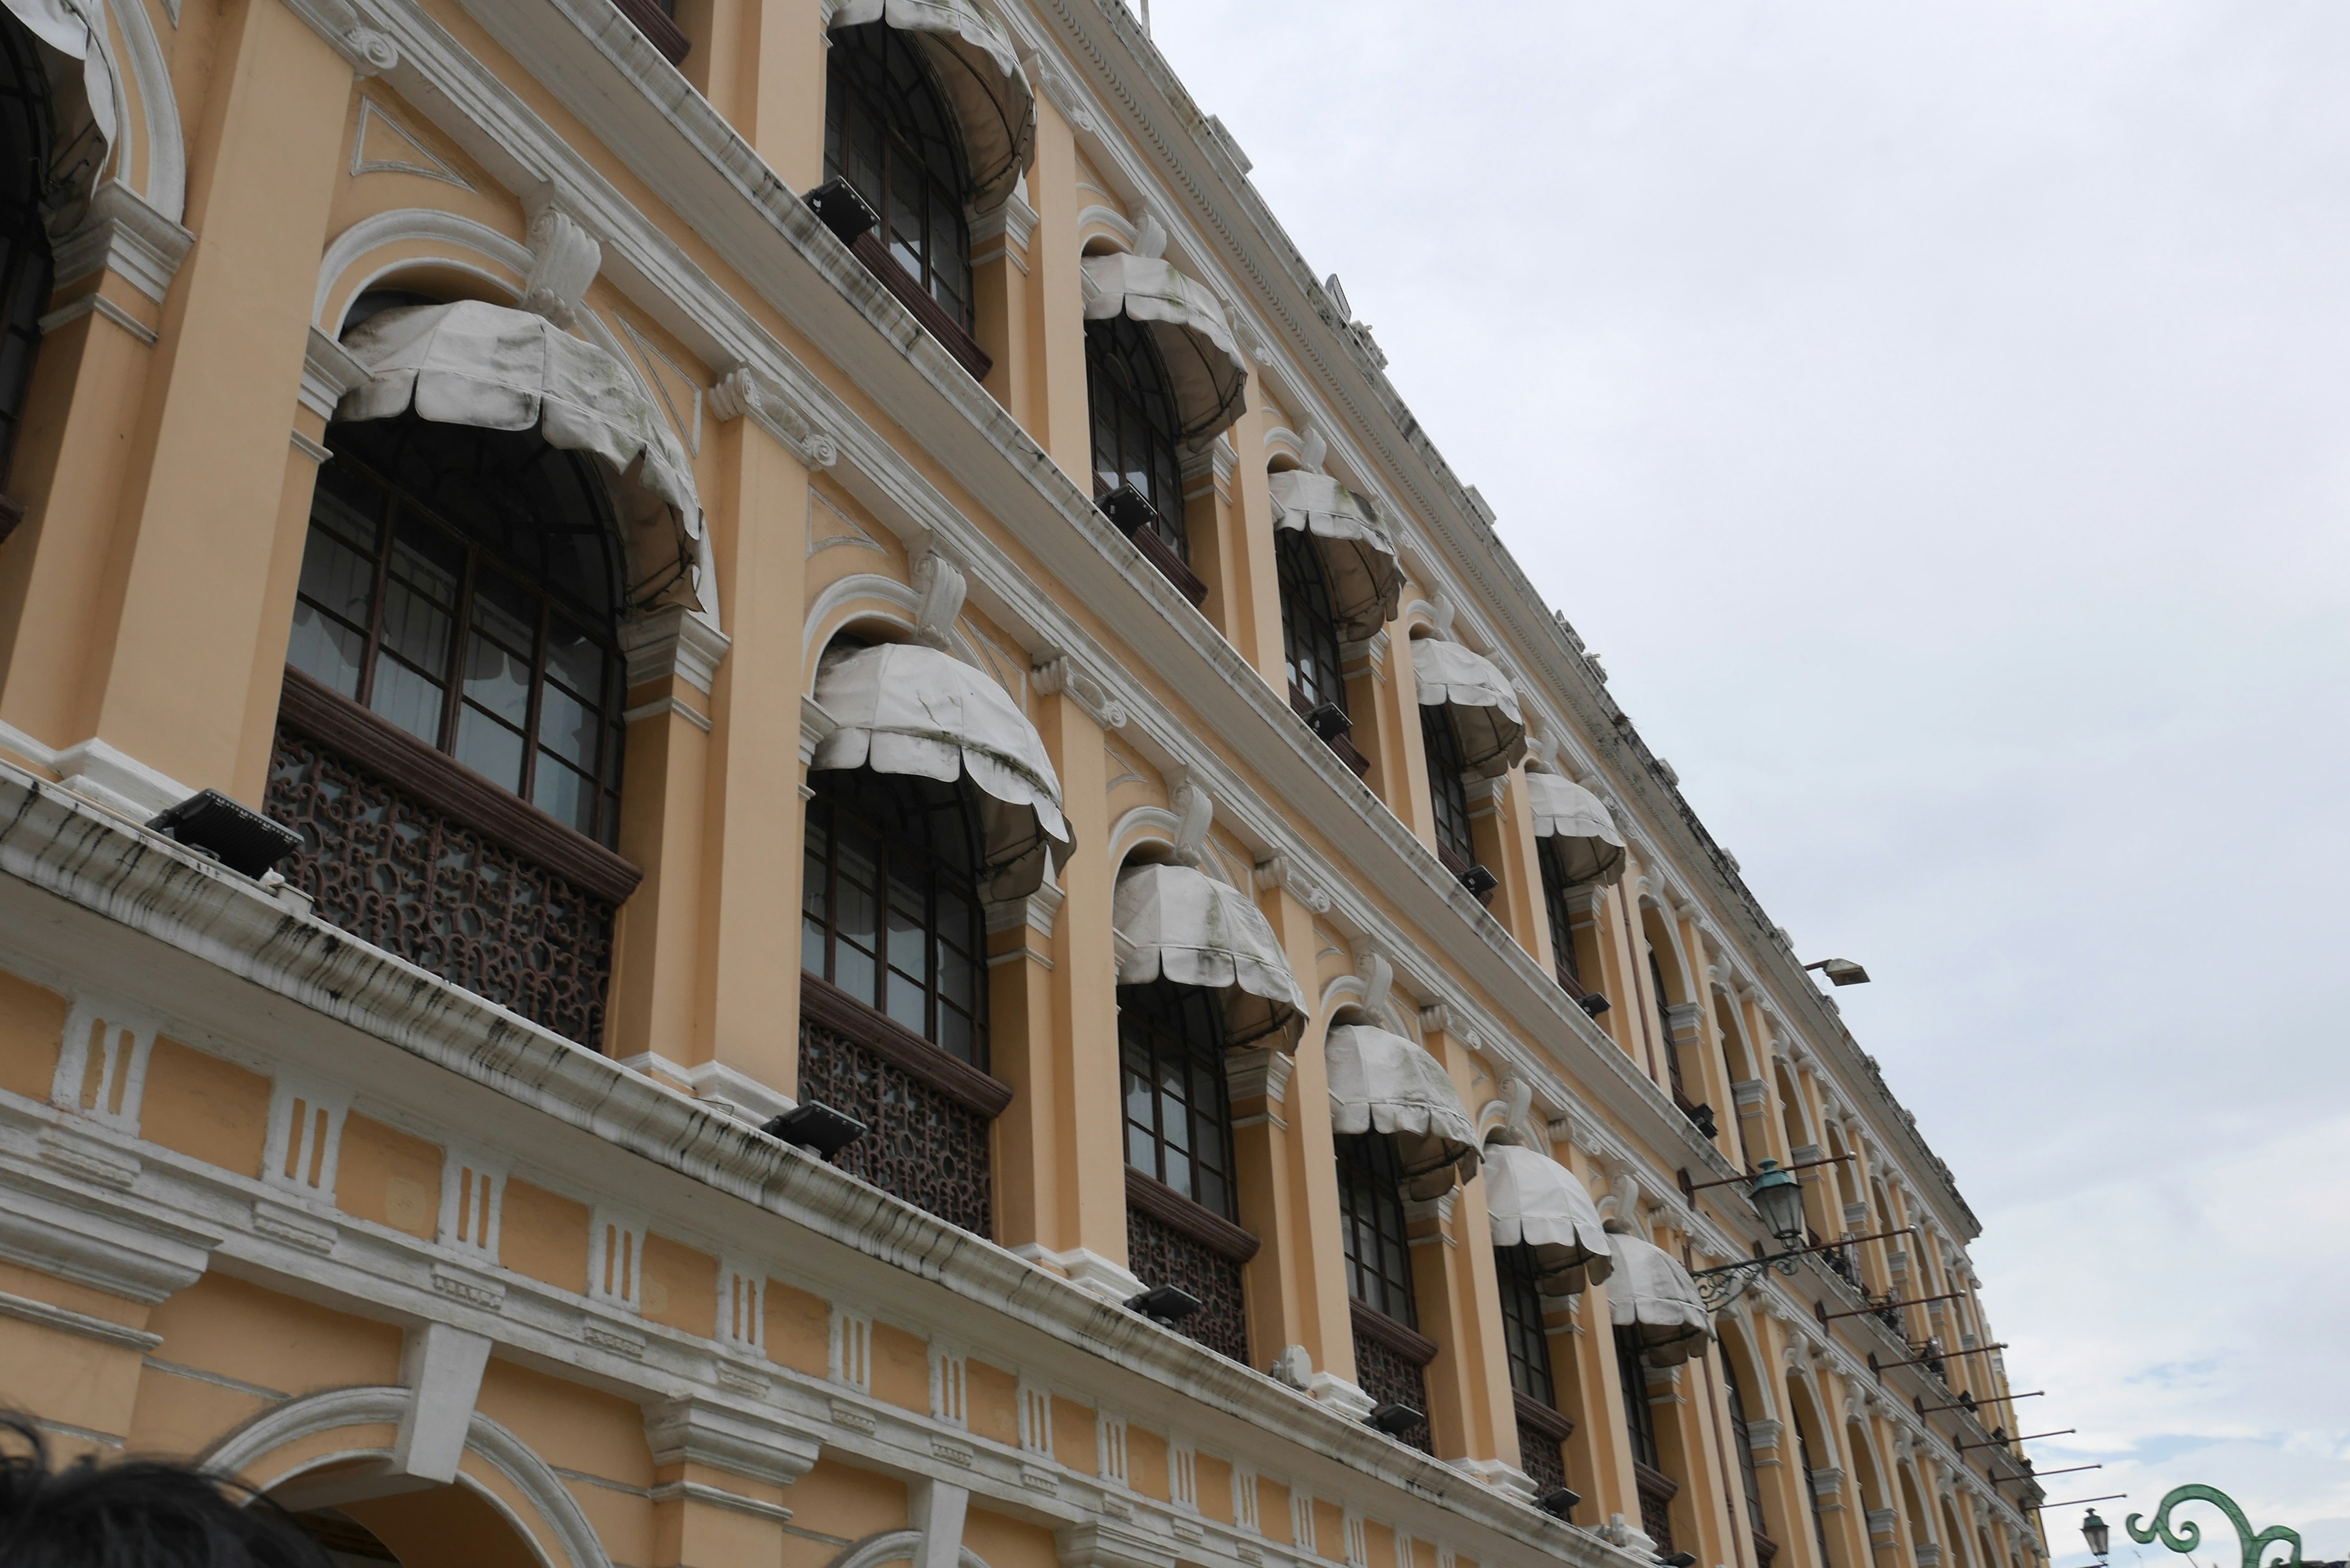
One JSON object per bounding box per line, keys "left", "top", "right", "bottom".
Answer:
{"left": 1086, "top": 313, "right": 1185, "bottom": 552}
{"left": 801, "top": 763, "right": 989, "bottom": 1067}
{"left": 1119, "top": 976, "right": 1250, "bottom": 1362}
{"left": 1419, "top": 701, "right": 1475, "bottom": 871}
{"left": 1120, "top": 978, "right": 1236, "bottom": 1216}
{"left": 825, "top": 22, "right": 973, "bottom": 330}
{"left": 1538, "top": 838, "right": 1582, "bottom": 989}
{"left": 287, "top": 413, "right": 628, "bottom": 844}
{"left": 1497, "top": 1244, "right": 1572, "bottom": 1497}
{"left": 1616, "top": 1324, "right": 1677, "bottom": 1550}
{"left": 1794, "top": 1408, "right": 1837, "bottom": 1568}
{"left": 0, "top": 13, "right": 54, "bottom": 510}
{"left": 1337, "top": 1128, "right": 1435, "bottom": 1450}
{"left": 1648, "top": 946, "right": 1690, "bottom": 1103}
{"left": 1276, "top": 526, "right": 1346, "bottom": 714}
{"left": 1723, "top": 1361, "right": 1774, "bottom": 1556}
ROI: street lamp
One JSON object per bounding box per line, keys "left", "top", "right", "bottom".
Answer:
{"left": 1804, "top": 958, "right": 1871, "bottom": 987}
{"left": 2082, "top": 1510, "right": 2111, "bottom": 1561}
{"left": 1748, "top": 1159, "right": 1807, "bottom": 1247}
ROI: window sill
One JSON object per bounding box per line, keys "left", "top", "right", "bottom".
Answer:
{"left": 799, "top": 973, "right": 1012, "bottom": 1121}
{"left": 277, "top": 666, "right": 643, "bottom": 905}
{"left": 1348, "top": 1295, "right": 1438, "bottom": 1367}
{"left": 1512, "top": 1389, "right": 1575, "bottom": 1445}
{"left": 1125, "top": 1166, "right": 1260, "bottom": 1265}
{"left": 848, "top": 231, "right": 993, "bottom": 384}
{"left": 611, "top": 0, "right": 687, "bottom": 64}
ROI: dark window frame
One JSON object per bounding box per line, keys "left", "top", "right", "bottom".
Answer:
{"left": 1086, "top": 313, "right": 1187, "bottom": 552}
{"left": 0, "top": 11, "right": 52, "bottom": 508}
{"left": 1615, "top": 1324, "right": 1663, "bottom": 1469}
{"left": 1725, "top": 1362, "right": 1771, "bottom": 1544}
{"left": 1117, "top": 977, "right": 1239, "bottom": 1220}
{"left": 1538, "top": 838, "right": 1584, "bottom": 990}
{"left": 1335, "top": 1130, "right": 1418, "bottom": 1329}
{"left": 1276, "top": 525, "right": 1348, "bottom": 715}
{"left": 824, "top": 21, "right": 975, "bottom": 332}
{"left": 1420, "top": 702, "right": 1476, "bottom": 870}
{"left": 1649, "top": 947, "right": 1692, "bottom": 1104}
{"left": 801, "top": 764, "right": 991, "bottom": 1069}
{"left": 1496, "top": 1242, "right": 1559, "bottom": 1406}
{"left": 286, "top": 417, "right": 629, "bottom": 846}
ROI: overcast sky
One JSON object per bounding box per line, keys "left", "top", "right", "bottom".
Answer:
{"left": 1146, "top": 0, "right": 2350, "bottom": 1548}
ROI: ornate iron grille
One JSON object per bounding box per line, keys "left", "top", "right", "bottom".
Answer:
{"left": 1126, "top": 1203, "right": 1247, "bottom": 1362}
{"left": 267, "top": 726, "right": 617, "bottom": 1045}
{"left": 1635, "top": 1462, "right": 1678, "bottom": 1553}
{"left": 798, "top": 998, "right": 995, "bottom": 1238}
{"left": 1515, "top": 1401, "right": 1569, "bottom": 1495}
{"left": 1350, "top": 1299, "right": 1436, "bottom": 1455}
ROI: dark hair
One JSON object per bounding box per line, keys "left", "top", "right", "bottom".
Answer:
{"left": 0, "top": 1413, "right": 332, "bottom": 1568}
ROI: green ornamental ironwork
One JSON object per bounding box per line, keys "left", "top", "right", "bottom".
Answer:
{"left": 2127, "top": 1485, "right": 2303, "bottom": 1568}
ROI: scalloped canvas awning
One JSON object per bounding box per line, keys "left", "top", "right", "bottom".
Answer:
{"left": 1114, "top": 861, "right": 1307, "bottom": 1047}
{"left": 1326, "top": 1023, "right": 1480, "bottom": 1195}
{"left": 338, "top": 301, "right": 706, "bottom": 613}
{"left": 1526, "top": 771, "right": 1627, "bottom": 887}
{"left": 1081, "top": 251, "right": 1248, "bottom": 442}
{"left": 1606, "top": 1231, "right": 1714, "bottom": 1366}
{"left": 6, "top": 0, "right": 117, "bottom": 220}
{"left": 810, "top": 641, "right": 1073, "bottom": 897}
{"left": 1483, "top": 1141, "right": 1615, "bottom": 1297}
{"left": 1267, "top": 470, "right": 1403, "bottom": 640}
{"left": 1414, "top": 638, "right": 1526, "bottom": 778}
{"left": 831, "top": 0, "right": 1035, "bottom": 207}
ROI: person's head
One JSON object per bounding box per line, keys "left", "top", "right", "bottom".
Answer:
{"left": 0, "top": 1412, "right": 332, "bottom": 1568}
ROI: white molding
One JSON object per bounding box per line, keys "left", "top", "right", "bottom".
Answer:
{"left": 0, "top": 1285, "right": 163, "bottom": 1350}
{"left": 300, "top": 327, "right": 371, "bottom": 420}
{"left": 619, "top": 603, "right": 732, "bottom": 694}
{"left": 50, "top": 736, "right": 187, "bottom": 819}
{"left": 48, "top": 182, "right": 193, "bottom": 302}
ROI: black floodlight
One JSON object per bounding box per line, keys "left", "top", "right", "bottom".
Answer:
{"left": 146, "top": 790, "right": 300, "bottom": 878}
{"left": 1459, "top": 864, "right": 1499, "bottom": 898}
{"left": 1123, "top": 1284, "right": 1201, "bottom": 1324}
{"left": 1304, "top": 701, "right": 1354, "bottom": 741}
{"left": 1684, "top": 1102, "right": 1719, "bottom": 1140}
{"left": 763, "top": 1102, "right": 867, "bottom": 1160}
{"left": 1658, "top": 1554, "right": 1698, "bottom": 1567}
{"left": 1535, "top": 1487, "right": 1580, "bottom": 1521}
{"left": 1097, "top": 482, "right": 1161, "bottom": 539}
{"left": 805, "top": 176, "right": 879, "bottom": 245}
{"left": 1577, "top": 992, "right": 1612, "bottom": 1018}
{"left": 1364, "top": 1402, "right": 1425, "bottom": 1438}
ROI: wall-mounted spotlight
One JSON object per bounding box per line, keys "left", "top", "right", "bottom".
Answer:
{"left": 147, "top": 790, "right": 300, "bottom": 879}
{"left": 763, "top": 1102, "right": 867, "bottom": 1160}
{"left": 1123, "top": 1285, "right": 1201, "bottom": 1326}
{"left": 1364, "top": 1402, "right": 1425, "bottom": 1438}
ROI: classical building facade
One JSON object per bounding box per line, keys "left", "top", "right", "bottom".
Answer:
{"left": 0, "top": 0, "right": 2053, "bottom": 1565}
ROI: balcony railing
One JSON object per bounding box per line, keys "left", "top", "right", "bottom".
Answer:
{"left": 265, "top": 668, "right": 641, "bottom": 1049}
{"left": 1124, "top": 1167, "right": 1257, "bottom": 1364}
{"left": 1350, "top": 1297, "right": 1437, "bottom": 1454}
{"left": 1634, "top": 1460, "right": 1679, "bottom": 1552}
{"left": 797, "top": 975, "right": 1010, "bottom": 1238}
{"left": 1513, "top": 1391, "right": 1573, "bottom": 1498}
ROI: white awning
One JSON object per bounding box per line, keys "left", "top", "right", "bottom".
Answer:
{"left": 6, "top": 0, "right": 118, "bottom": 220}
{"left": 1267, "top": 470, "right": 1403, "bottom": 640}
{"left": 831, "top": 0, "right": 1035, "bottom": 207}
{"left": 1606, "top": 1231, "right": 1714, "bottom": 1367}
{"left": 1414, "top": 638, "right": 1527, "bottom": 778}
{"left": 1081, "top": 251, "right": 1248, "bottom": 442}
{"left": 1483, "top": 1141, "right": 1615, "bottom": 1296}
{"left": 1114, "top": 861, "right": 1307, "bottom": 1046}
{"left": 1525, "top": 771, "right": 1627, "bottom": 887}
{"left": 337, "top": 302, "right": 706, "bottom": 613}
{"left": 810, "top": 641, "right": 1073, "bottom": 896}
{"left": 1325, "top": 1023, "right": 1480, "bottom": 1195}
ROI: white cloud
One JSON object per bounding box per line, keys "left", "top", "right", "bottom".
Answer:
{"left": 1150, "top": 0, "right": 2350, "bottom": 1531}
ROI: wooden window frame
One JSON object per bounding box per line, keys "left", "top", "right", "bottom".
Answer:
{"left": 1118, "top": 978, "right": 1241, "bottom": 1220}
{"left": 1335, "top": 1130, "right": 1419, "bottom": 1329}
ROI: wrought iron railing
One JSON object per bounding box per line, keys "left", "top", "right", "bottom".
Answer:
{"left": 797, "top": 976, "right": 1009, "bottom": 1238}
{"left": 1513, "top": 1391, "right": 1573, "bottom": 1497}
{"left": 1124, "top": 1167, "right": 1256, "bottom": 1364}
{"left": 1634, "top": 1460, "right": 1679, "bottom": 1552}
{"left": 1350, "top": 1298, "right": 1437, "bottom": 1454}
{"left": 266, "top": 668, "right": 640, "bottom": 1048}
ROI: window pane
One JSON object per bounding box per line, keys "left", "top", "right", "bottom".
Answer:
{"left": 885, "top": 965, "right": 926, "bottom": 1034}
{"left": 537, "top": 679, "right": 599, "bottom": 771}
{"left": 455, "top": 704, "right": 526, "bottom": 793}
{"left": 370, "top": 655, "right": 444, "bottom": 745}
{"left": 464, "top": 630, "right": 532, "bottom": 729}
{"left": 296, "top": 521, "right": 377, "bottom": 630}
{"left": 533, "top": 753, "right": 595, "bottom": 836}
{"left": 287, "top": 601, "right": 365, "bottom": 698}
{"left": 379, "top": 522, "right": 460, "bottom": 673}
{"left": 545, "top": 622, "right": 606, "bottom": 705}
